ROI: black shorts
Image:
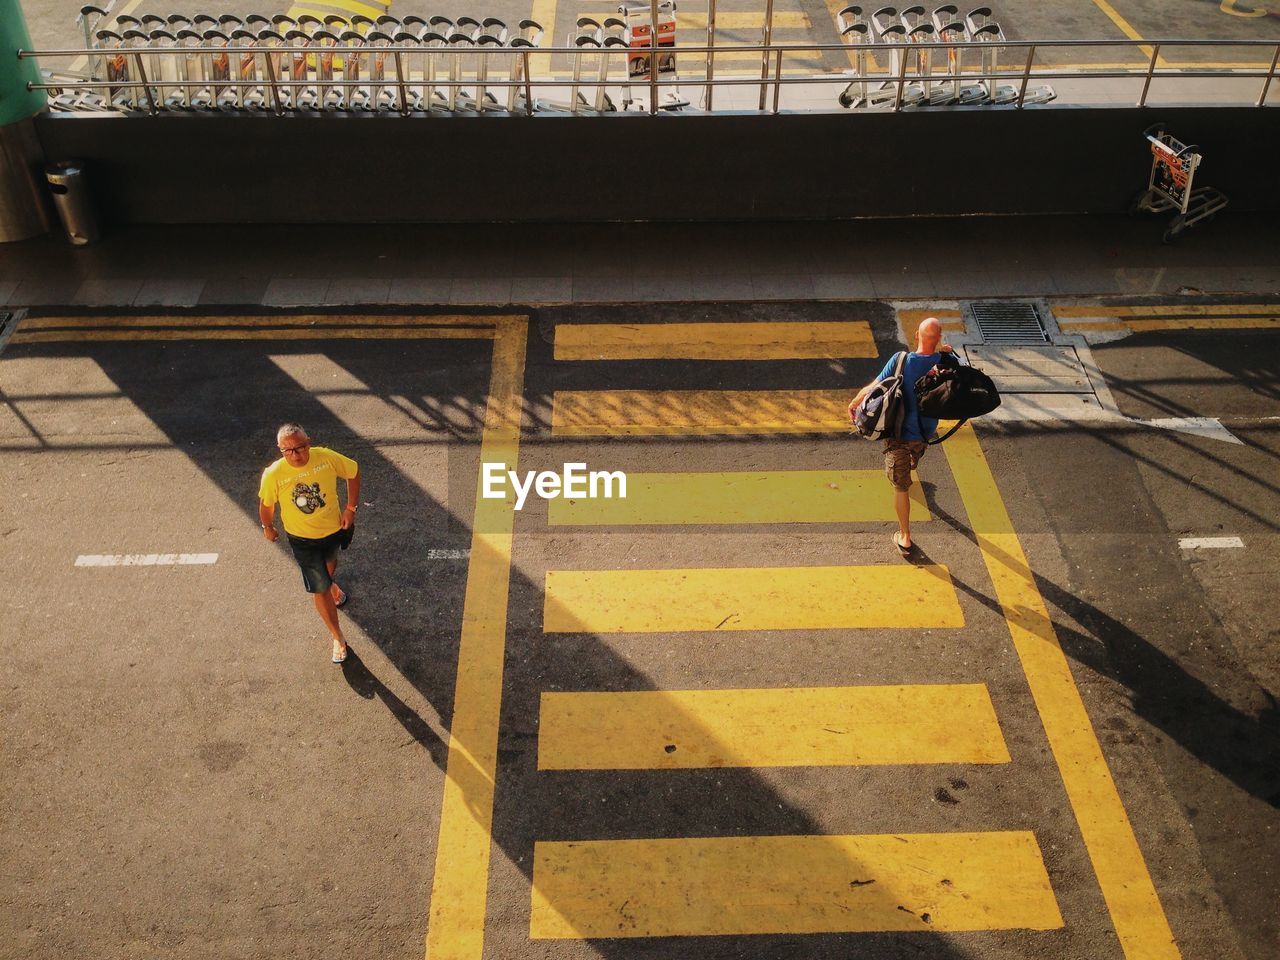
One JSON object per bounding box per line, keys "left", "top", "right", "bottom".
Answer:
{"left": 286, "top": 529, "right": 344, "bottom": 594}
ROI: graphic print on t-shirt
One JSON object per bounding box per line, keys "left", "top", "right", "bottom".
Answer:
{"left": 292, "top": 482, "right": 325, "bottom": 515}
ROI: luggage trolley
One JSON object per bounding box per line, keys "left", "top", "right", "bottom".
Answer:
{"left": 618, "top": 0, "right": 688, "bottom": 111}
{"left": 1131, "top": 125, "right": 1229, "bottom": 242}
{"left": 835, "top": 6, "right": 875, "bottom": 109}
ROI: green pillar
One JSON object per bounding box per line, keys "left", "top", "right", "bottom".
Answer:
{"left": 0, "top": 0, "right": 45, "bottom": 125}
{"left": 0, "top": 0, "right": 51, "bottom": 241}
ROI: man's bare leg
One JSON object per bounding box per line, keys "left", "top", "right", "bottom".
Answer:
{"left": 894, "top": 489, "right": 912, "bottom": 548}
{"left": 326, "top": 559, "right": 344, "bottom": 605}
{"left": 313, "top": 588, "right": 346, "bottom": 660}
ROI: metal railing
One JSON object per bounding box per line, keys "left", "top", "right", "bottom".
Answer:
{"left": 19, "top": 37, "right": 1280, "bottom": 115}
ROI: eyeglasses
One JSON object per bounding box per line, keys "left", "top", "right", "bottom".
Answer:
{"left": 279, "top": 442, "right": 310, "bottom": 455}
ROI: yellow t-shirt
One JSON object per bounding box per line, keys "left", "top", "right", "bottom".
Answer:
{"left": 259, "top": 446, "right": 359, "bottom": 539}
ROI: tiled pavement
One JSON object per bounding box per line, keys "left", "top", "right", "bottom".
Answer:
{"left": 1, "top": 214, "right": 1276, "bottom": 308}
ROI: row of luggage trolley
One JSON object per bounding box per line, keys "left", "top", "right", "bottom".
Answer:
{"left": 834, "top": 5, "right": 1055, "bottom": 109}
{"left": 52, "top": 3, "right": 686, "bottom": 114}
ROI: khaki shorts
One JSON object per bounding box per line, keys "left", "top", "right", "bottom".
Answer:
{"left": 883, "top": 439, "right": 927, "bottom": 492}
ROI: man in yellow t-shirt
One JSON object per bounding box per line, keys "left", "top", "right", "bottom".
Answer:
{"left": 258, "top": 423, "right": 361, "bottom": 664}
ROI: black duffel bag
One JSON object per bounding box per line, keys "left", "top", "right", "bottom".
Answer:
{"left": 914, "top": 363, "right": 1001, "bottom": 444}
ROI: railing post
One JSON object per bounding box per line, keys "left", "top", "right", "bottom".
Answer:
{"left": 705, "top": 0, "right": 717, "bottom": 111}
{"left": 1259, "top": 42, "right": 1279, "bottom": 107}
{"left": 649, "top": 0, "right": 659, "bottom": 114}
{"left": 133, "top": 52, "right": 159, "bottom": 115}
{"left": 1138, "top": 42, "right": 1160, "bottom": 107}
{"left": 523, "top": 49, "right": 533, "bottom": 115}
{"left": 394, "top": 48, "right": 410, "bottom": 115}
{"left": 757, "top": 0, "right": 775, "bottom": 110}
{"left": 771, "top": 48, "right": 782, "bottom": 113}
{"left": 263, "top": 48, "right": 284, "bottom": 116}
{"left": 893, "top": 41, "right": 907, "bottom": 111}
{"left": 1016, "top": 43, "right": 1035, "bottom": 108}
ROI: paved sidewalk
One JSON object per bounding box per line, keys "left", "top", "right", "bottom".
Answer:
{"left": 1, "top": 214, "right": 1276, "bottom": 310}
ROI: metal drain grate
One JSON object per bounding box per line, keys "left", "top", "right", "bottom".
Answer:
{"left": 969, "top": 301, "right": 1049, "bottom": 343}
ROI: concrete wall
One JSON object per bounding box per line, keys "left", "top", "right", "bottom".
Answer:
{"left": 32, "top": 106, "right": 1280, "bottom": 223}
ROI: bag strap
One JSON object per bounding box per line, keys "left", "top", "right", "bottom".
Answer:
{"left": 927, "top": 418, "right": 967, "bottom": 445}
{"left": 917, "top": 353, "right": 966, "bottom": 445}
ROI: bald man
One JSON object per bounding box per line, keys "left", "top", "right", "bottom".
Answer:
{"left": 848, "top": 317, "right": 957, "bottom": 556}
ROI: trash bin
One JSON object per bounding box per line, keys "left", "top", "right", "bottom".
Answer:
{"left": 45, "top": 162, "right": 100, "bottom": 245}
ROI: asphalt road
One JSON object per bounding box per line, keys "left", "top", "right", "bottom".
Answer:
{"left": 1, "top": 301, "right": 1275, "bottom": 960}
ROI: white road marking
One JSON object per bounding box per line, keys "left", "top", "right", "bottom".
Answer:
{"left": 1145, "top": 417, "right": 1244, "bottom": 445}
{"left": 1178, "top": 537, "right": 1244, "bottom": 550}
{"left": 75, "top": 553, "right": 219, "bottom": 567}
{"left": 427, "top": 549, "right": 469, "bottom": 560}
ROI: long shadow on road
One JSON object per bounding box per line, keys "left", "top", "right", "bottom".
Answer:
{"left": 19, "top": 325, "right": 986, "bottom": 960}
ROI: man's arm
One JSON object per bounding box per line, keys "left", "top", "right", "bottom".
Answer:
{"left": 341, "top": 473, "right": 361, "bottom": 530}
{"left": 847, "top": 378, "right": 880, "bottom": 423}
{"left": 259, "top": 501, "right": 279, "bottom": 542}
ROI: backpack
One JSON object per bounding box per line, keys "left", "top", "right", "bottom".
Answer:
{"left": 914, "top": 362, "right": 1001, "bottom": 444}
{"left": 854, "top": 351, "right": 908, "bottom": 441}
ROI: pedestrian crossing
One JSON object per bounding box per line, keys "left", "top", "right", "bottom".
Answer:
{"left": 508, "top": 308, "right": 1178, "bottom": 955}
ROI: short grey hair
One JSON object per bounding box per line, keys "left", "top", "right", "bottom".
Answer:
{"left": 276, "top": 422, "right": 308, "bottom": 443}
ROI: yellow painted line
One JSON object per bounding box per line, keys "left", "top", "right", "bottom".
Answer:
{"left": 18, "top": 313, "right": 511, "bottom": 329}
{"left": 944, "top": 422, "right": 1179, "bottom": 960}
{"left": 530, "top": 0, "right": 559, "bottom": 74}
{"left": 554, "top": 320, "right": 876, "bottom": 360}
{"left": 584, "top": 11, "right": 809, "bottom": 28}
{"left": 538, "top": 683, "right": 1010, "bottom": 769}
{"left": 10, "top": 328, "right": 493, "bottom": 344}
{"left": 547, "top": 469, "right": 930, "bottom": 525}
{"left": 544, "top": 564, "right": 964, "bottom": 633}
{"left": 530, "top": 831, "right": 1062, "bottom": 938}
{"left": 1088, "top": 0, "right": 1166, "bottom": 65}
{"left": 425, "top": 317, "right": 527, "bottom": 960}
{"left": 286, "top": 0, "right": 386, "bottom": 19}
{"left": 1053, "top": 303, "right": 1278, "bottom": 317}
{"left": 551, "top": 388, "right": 852, "bottom": 436}
{"left": 1059, "top": 316, "right": 1279, "bottom": 334}
{"left": 705, "top": 52, "right": 828, "bottom": 65}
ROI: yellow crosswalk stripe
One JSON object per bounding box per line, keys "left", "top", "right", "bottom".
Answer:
{"left": 552, "top": 388, "right": 852, "bottom": 435}
{"left": 548, "top": 469, "right": 929, "bottom": 525}
{"left": 944, "top": 422, "right": 1180, "bottom": 959}
{"left": 530, "top": 831, "right": 1062, "bottom": 938}
{"left": 538, "top": 683, "right": 1010, "bottom": 769}
{"left": 555, "top": 320, "right": 876, "bottom": 360}
{"left": 544, "top": 564, "right": 964, "bottom": 632}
